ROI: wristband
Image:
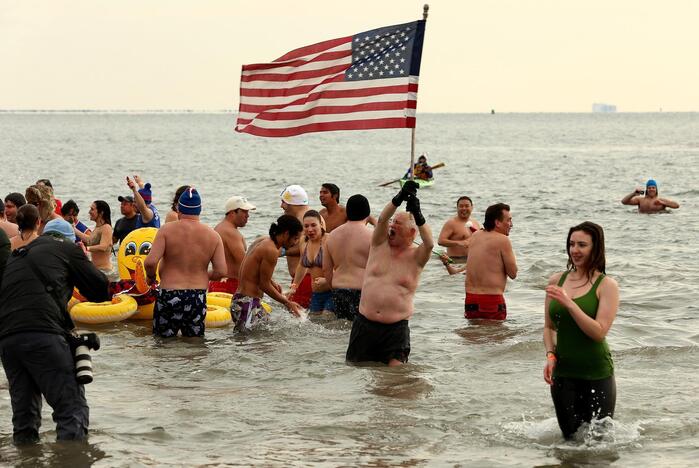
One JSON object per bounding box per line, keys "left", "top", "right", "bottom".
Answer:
{"left": 546, "top": 351, "right": 557, "bottom": 361}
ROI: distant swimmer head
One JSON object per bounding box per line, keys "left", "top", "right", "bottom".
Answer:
{"left": 138, "top": 183, "right": 153, "bottom": 204}
{"left": 43, "top": 218, "right": 76, "bottom": 242}
{"left": 346, "top": 194, "right": 370, "bottom": 221}
{"left": 280, "top": 185, "right": 309, "bottom": 206}
{"left": 178, "top": 187, "right": 202, "bottom": 216}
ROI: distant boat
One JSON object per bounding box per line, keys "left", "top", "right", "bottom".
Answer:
{"left": 592, "top": 103, "right": 617, "bottom": 113}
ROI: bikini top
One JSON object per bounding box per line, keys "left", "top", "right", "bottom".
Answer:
{"left": 301, "top": 244, "right": 323, "bottom": 268}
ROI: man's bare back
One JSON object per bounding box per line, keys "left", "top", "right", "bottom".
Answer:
{"left": 324, "top": 220, "right": 372, "bottom": 290}
{"left": 465, "top": 230, "right": 517, "bottom": 294}
{"left": 146, "top": 218, "right": 226, "bottom": 289}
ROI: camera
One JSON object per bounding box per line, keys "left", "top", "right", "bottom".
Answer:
{"left": 70, "top": 331, "right": 100, "bottom": 385}
{"left": 635, "top": 190, "right": 644, "bottom": 195}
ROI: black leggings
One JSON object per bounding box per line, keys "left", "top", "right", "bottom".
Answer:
{"left": 550, "top": 375, "right": 616, "bottom": 439}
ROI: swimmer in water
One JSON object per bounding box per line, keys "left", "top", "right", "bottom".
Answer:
{"left": 438, "top": 196, "right": 480, "bottom": 264}
{"left": 621, "top": 179, "right": 679, "bottom": 213}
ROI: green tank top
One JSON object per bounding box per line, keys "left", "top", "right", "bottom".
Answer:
{"left": 549, "top": 271, "right": 614, "bottom": 380}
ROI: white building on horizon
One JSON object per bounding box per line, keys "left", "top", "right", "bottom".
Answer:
{"left": 592, "top": 103, "right": 617, "bottom": 113}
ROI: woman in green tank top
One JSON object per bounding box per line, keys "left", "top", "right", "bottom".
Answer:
{"left": 542, "top": 221, "right": 620, "bottom": 439}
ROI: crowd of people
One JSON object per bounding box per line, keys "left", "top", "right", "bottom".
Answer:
{"left": 0, "top": 175, "right": 681, "bottom": 444}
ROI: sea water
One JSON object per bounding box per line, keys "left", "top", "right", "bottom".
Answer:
{"left": 0, "top": 112, "right": 698, "bottom": 466}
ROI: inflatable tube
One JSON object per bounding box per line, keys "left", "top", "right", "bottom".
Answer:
{"left": 67, "top": 296, "right": 81, "bottom": 311}
{"left": 205, "top": 304, "right": 232, "bottom": 328}
{"left": 70, "top": 294, "right": 139, "bottom": 324}
{"left": 206, "top": 292, "right": 272, "bottom": 313}
{"left": 130, "top": 302, "right": 155, "bottom": 321}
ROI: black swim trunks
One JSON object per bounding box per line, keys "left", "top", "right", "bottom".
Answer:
{"left": 153, "top": 288, "right": 207, "bottom": 337}
{"left": 345, "top": 314, "right": 410, "bottom": 364}
{"left": 331, "top": 288, "right": 361, "bottom": 321}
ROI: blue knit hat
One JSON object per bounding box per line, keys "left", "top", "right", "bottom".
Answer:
{"left": 178, "top": 187, "right": 202, "bottom": 215}
{"left": 44, "top": 218, "right": 76, "bottom": 242}
{"left": 138, "top": 183, "right": 153, "bottom": 203}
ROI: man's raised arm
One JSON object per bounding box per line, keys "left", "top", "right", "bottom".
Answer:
{"left": 374, "top": 181, "right": 420, "bottom": 247}
{"left": 406, "top": 195, "right": 433, "bottom": 267}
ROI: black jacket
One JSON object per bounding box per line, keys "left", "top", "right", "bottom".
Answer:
{"left": 0, "top": 229, "right": 9, "bottom": 290}
{"left": 0, "top": 234, "right": 110, "bottom": 339}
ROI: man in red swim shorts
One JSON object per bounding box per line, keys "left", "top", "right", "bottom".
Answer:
{"left": 464, "top": 203, "right": 518, "bottom": 320}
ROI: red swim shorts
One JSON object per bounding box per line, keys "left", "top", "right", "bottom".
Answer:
{"left": 208, "top": 278, "right": 239, "bottom": 295}
{"left": 464, "top": 293, "right": 507, "bottom": 320}
{"left": 290, "top": 273, "right": 312, "bottom": 309}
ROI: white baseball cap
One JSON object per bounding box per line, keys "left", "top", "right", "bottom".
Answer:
{"left": 225, "top": 196, "right": 256, "bottom": 213}
{"left": 280, "top": 185, "right": 308, "bottom": 206}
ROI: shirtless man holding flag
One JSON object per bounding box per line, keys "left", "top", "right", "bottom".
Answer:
{"left": 345, "top": 181, "right": 433, "bottom": 366}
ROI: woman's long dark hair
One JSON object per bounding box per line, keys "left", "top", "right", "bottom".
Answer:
{"left": 269, "top": 215, "right": 303, "bottom": 238}
{"left": 94, "top": 200, "right": 112, "bottom": 226}
{"left": 566, "top": 221, "right": 606, "bottom": 282}
{"left": 16, "top": 204, "right": 40, "bottom": 233}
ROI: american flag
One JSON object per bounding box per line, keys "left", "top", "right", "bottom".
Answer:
{"left": 235, "top": 20, "right": 426, "bottom": 137}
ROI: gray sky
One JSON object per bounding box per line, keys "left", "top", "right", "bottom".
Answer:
{"left": 1, "top": 0, "right": 697, "bottom": 112}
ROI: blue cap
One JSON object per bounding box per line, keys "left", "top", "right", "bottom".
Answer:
{"left": 44, "top": 219, "right": 76, "bottom": 242}
{"left": 646, "top": 179, "right": 657, "bottom": 188}
{"left": 178, "top": 187, "right": 202, "bottom": 216}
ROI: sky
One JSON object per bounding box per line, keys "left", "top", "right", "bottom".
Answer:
{"left": 1, "top": 0, "right": 698, "bottom": 112}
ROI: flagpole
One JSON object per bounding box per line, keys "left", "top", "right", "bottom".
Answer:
{"left": 409, "top": 4, "right": 429, "bottom": 182}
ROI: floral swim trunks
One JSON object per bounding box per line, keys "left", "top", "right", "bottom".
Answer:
{"left": 231, "top": 293, "right": 267, "bottom": 331}
{"left": 153, "top": 288, "right": 207, "bottom": 337}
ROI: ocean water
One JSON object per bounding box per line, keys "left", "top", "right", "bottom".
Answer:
{"left": 0, "top": 112, "right": 698, "bottom": 466}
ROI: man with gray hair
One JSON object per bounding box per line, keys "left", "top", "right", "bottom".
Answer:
{"left": 345, "top": 182, "right": 433, "bottom": 366}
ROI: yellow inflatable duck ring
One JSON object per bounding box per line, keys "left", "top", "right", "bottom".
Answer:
{"left": 116, "top": 227, "right": 159, "bottom": 319}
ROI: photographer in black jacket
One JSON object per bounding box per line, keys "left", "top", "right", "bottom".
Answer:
{"left": 0, "top": 218, "right": 109, "bottom": 444}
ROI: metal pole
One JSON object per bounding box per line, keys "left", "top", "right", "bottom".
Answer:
{"left": 409, "top": 127, "right": 416, "bottom": 181}
{"left": 409, "top": 5, "right": 429, "bottom": 181}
